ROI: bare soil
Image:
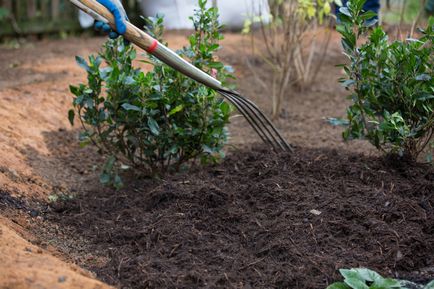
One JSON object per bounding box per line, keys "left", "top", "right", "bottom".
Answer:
{"left": 0, "top": 32, "right": 433, "bottom": 289}
{"left": 0, "top": 215, "right": 112, "bottom": 289}
{"left": 21, "top": 146, "right": 433, "bottom": 289}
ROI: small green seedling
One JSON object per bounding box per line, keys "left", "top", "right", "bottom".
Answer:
{"left": 327, "top": 268, "right": 434, "bottom": 289}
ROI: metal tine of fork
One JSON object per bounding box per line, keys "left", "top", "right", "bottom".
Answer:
{"left": 231, "top": 93, "right": 287, "bottom": 151}
{"left": 219, "top": 90, "right": 292, "bottom": 152}
{"left": 218, "top": 91, "right": 279, "bottom": 151}
{"left": 219, "top": 90, "right": 291, "bottom": 152}
{"left": 231, "top": 92, "right": 293, "bottom": 152}
{"left": 220, "top": 91, "right": 286, "bottom": 152}
{"left": 224, "top": 92, "right": 284, "bottom": 151}
{"left": 219, "top": 91, "right": 278, "bottom": 150}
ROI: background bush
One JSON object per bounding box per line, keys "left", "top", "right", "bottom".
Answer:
{"left": 336, "top": 0, "right": 433, "bottom": 160}
{"left": 243, "top": 0, "right": 335, "bottom": 119}
{"left": 69, "top": 0, "right": 234, "bottom": 188}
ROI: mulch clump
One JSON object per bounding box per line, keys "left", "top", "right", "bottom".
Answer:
{"left": 40, "top": 146, "right": 434, "bottom": 288}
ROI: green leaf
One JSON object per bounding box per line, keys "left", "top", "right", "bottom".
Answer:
{"left": 208, "top": 61, "right": 224, "bottom": 69}
{"left": 369, "top": 31, "right": 384, "bottom": 46}
{"left": 202, "top": 145, "right": 214, "bottom": 154}
{"left": 220, "top": 101, "right": 231, "bottom": 115}
{"left": 208, "top": 43, "right": 219, "bottom": 51}
{"left": 69, "top": 85, "right": 80, "bottom": 96}
{"left": 424, "top": 280, "right": 434, "bottom": 289}
{"left": 99, "top": 173, "right": 110, "bottom": 184}
{"left": 415, "top": 74, "right": 431, "bottom": 81}
{"left": 416, "top": 93, "right": 434, "bottom": 101}
{"left": 364, "top": 18, "right": 378, "bottom": 28}
{"left": 168, "top": 104, "right": 184, "bottom": 116}
{"left": 100, "top": 67, "right": 113, "bottom": 80}
{"left": 326, "top": 282, "right": 350, "bottom": 289}
{"left": 341, "top": 79, "right": 356, "bottom": 88}
{"left": 68, "top": 109, "right": 75, "bottom": 126}
{"left": 121, "top": 103, "right": 141, "bottom": 111}
{"left": 148, "top": 118, "right": 160, "bottom": 135}
{"left": 84, "top": 98, "right": 94, "bottom": 109}
{"left": 355, "top": 268, "right": 383, "bottom": 283}
{"left": 360, "top": 11, "right": 377, "bottom": 21}
{"left": 336, "top": 25, "right": 347, "bottom": 35}
{"left": 124, "top": 76, "right": 135, "bottom": 85}
{"left": 339, "top": 7, "right": 351, "bottom": 17}
{"left": 340, "top": 269, "right": 359, "bottom": 280}
{"left": 75, "top": 56, "right": 90, "bottom": 72}
{"left": 373, "top": 278, "right": 401, "bottom": 288}
{"left": 104, "top": 156, "right": 116, "bottom": 172}
{"left": 344, "top": 278, "right": 369, "bottom": 289}
{"left": 340, "top": 269, "right": 370, "bottom": 289}
{"left": 114, "top": 174, "right": 123, "bottom": 189}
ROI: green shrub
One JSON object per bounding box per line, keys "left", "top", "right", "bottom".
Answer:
{"left": 327, "top": 268, "right": 434, "bottom": 289}
{"left": 69, "top": 0, "right": 234, "bottom": 188}
{"left": 336, "top": 0, "right": 433, "bottom": 160}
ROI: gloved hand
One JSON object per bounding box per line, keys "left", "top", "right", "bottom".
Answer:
{"left": 94, "top": 0, "right": 128, "bottom": 39}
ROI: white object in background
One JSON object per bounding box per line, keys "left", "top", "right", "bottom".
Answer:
{"left": 219, "top": 0, "right": 270, "bottom": 29}
{"left": 140, "top": 0, "right": 200, "bottom": 30}
{"left": 140, "top": 0, "right": 270, "bottom": 30}
{"left": 78, "top": 9, "right": 94, "bottom": 28}
{"left": 77, "top": 0, "right": 270, "bottom": 30}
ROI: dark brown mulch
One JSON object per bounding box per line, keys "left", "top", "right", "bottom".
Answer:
{"left": 31, "top": 146, "right": 434, "bottom": 288}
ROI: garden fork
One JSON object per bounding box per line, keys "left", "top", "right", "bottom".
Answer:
{"left": 70, "top": 0, "right": 293, "bottom": 152}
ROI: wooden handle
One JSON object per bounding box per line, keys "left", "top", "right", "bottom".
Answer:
{"left": 72, "top": 0, "right": 225, "bottom": 91}
{"left": 76, "top": 0, "right": 158, "bottom": 52}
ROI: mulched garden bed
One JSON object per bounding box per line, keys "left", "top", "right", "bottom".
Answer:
{"left": 23, "top": 146, "right": 430, "bottom": 289}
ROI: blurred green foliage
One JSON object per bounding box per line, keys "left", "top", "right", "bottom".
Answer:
{"left": 336, "top": 0, "right": 433, "bottom": 160}
{"left": 381, "top": 0, "right": 425, "bottom": 24}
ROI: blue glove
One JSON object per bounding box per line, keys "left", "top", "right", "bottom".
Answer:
{"left": 94, "top": 0, "right": 128, "bottom": 39}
